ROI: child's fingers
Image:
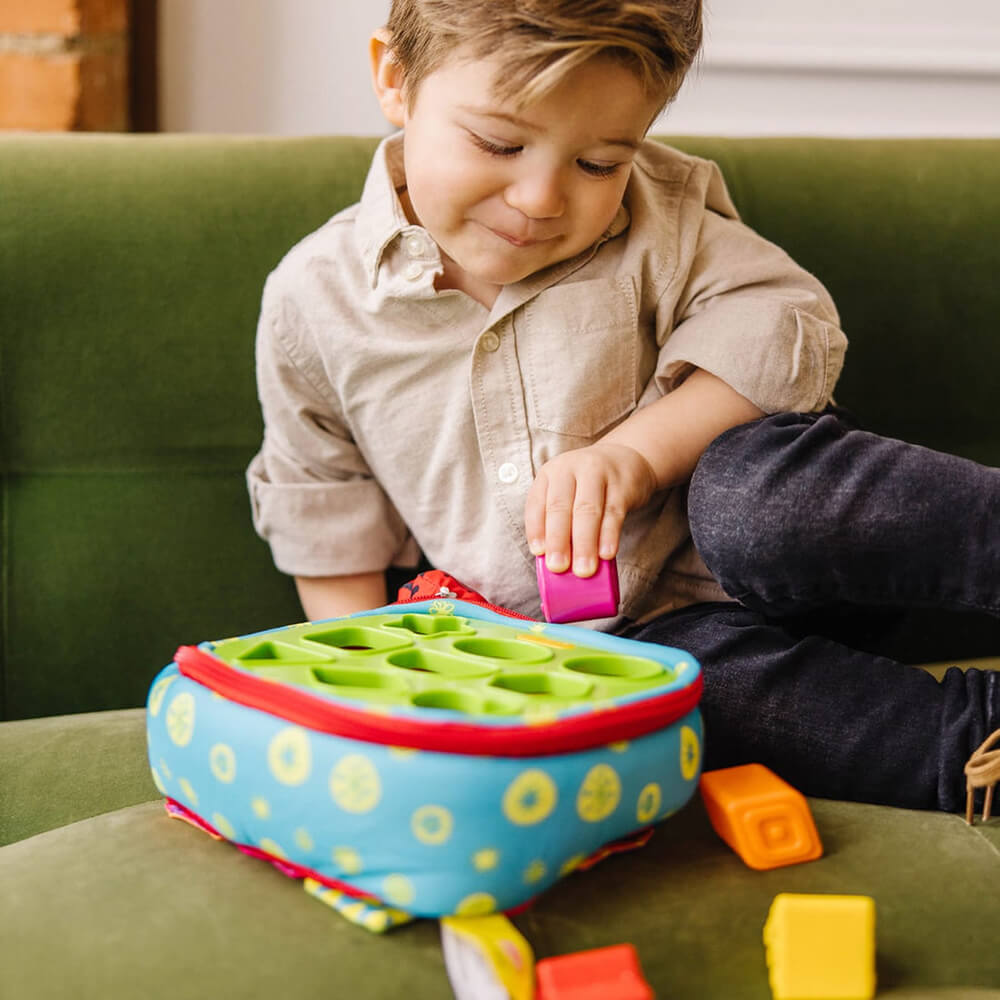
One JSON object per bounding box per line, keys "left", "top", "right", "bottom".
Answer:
{"left": 597, "top": 491, "right": 627, "bottom": 562}
{"left": 525, "top": 465, "right": 575, "bottom": 572}
{"left": 528, "top": 447, "right": 635, "bottom": 574}
{"left": 524, "top": 476, "right": 548, "bottom": 557}
{"left": 526, "top": 461, "right": 578, "bottom": 573}
{"left": 541, "top": 476, "right": 575, "bottom": 573}
{"left": 569, "top": 479, "right": 607, "bottom": 577}
{"left": 527, "top": 443, "right": 651, "bottom": 584}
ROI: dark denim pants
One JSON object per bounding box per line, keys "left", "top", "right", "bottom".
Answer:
{"left": 629, "top": 410, "right": 1000, "bottom": 812}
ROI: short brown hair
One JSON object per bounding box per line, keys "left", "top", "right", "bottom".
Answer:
{"left": 385, "top": 0, "right": 702, "bottom": 110}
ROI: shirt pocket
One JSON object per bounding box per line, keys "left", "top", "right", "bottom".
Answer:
{"left": 520, "top": 277, "right": 639, "bottom": 439}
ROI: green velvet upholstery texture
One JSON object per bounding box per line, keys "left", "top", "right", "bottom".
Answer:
{"left": 0, "top": 135, "right": 378, "bottom": 719}
{"left": 0, "top": 708, "right": 156, "bottom": 846}
{"left": 2, "top": 706, "right": 998, "bottom": 997}
{"left": 3, "top": 794, "right": 999, "bottom": 997}
{"left": 2, "top": 134, "right": 999, "bottom": 997}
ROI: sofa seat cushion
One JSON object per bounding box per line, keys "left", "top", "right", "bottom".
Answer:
{"left": 2, "top": 793, "right": 999, "bottom": 997}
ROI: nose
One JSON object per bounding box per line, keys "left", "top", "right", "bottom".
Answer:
{"left": 504, "top": 166, "right": 566, "bottom": 220}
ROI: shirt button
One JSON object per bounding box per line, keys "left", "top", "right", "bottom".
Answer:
{"left": 404, "top": 234, "right": 425, "bottom": 258}
{"left": 481, "top": 332, "right": 500, "bottom": 353}
{"left": 404, "top": 261, "right": 423, "bottom": 281}
{"left": 497, "top": 462, "right": 519, "bottom": 484}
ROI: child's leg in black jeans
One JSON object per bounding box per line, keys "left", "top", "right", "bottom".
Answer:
{"left": 630, "top": 410, "right": 1000, "bottom": 812}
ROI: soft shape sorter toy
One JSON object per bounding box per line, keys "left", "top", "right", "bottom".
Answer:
{"left": 146, "top": 598, "right": 703, "bottom": 921}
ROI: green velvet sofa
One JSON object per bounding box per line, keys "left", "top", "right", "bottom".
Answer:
{"left": 1, "top": 134, "right": 999, "bottom": 999}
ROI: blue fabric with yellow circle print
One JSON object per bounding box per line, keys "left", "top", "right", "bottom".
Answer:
{"left": 146, "top": 599, "right": 702, "bottom": 920}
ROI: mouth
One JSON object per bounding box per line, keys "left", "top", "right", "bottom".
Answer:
{"left": 486, "top": 226, "right": 548, "bottom": 248}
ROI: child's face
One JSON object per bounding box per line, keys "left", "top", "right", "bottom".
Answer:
{"left": 378, "top": 46, "right": 661, "bottom": 302}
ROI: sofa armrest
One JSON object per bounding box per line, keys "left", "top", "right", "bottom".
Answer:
{"left": 0, "top": 708, "right": 157, "bottom": 846}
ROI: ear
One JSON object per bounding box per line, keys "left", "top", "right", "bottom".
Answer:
{"left": 370, "top": 27, "right": 408, "bottom": 129}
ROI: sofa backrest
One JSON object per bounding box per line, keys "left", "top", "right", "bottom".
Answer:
{"left": 1, "top": 135, "right": 998, "bottom": 720}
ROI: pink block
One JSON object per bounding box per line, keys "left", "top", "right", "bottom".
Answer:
{"left": 536, "top": 556, "right": 620, "bottom": 623}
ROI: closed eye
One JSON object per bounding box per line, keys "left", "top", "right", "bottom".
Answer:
{"left": 470, "top": 130, "right": 623, "bottom": 179}
{"left": 578, "top": 160, "right": 622, "bottom": 179}
{"left": 469, "top": 132, "right": 521, "bottom": 157}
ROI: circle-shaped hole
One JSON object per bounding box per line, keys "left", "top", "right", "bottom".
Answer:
{"left": 491, "top": 673, "right": 592, "bottom": 699}
{"left": 451, "top": 638, "right": 552, "bottom": 664}
{"left": 562, "top": 655, "right": 664, "bottom": 680}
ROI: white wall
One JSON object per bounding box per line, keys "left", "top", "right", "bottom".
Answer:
{"left": 160, "top": 0, "right": 1000, "bottom": 137}
{"left": 160, "top": 0, "right": 390, "bottom": 134}
{"left": 668, "top": 0, "right": 1000, "bottom": 137}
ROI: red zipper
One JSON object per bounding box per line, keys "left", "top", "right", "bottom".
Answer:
{"left": 175, "top": 643, "right": 701, "bottom": 758}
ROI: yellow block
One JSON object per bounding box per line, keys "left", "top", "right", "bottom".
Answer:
{"left": 764, "top": 893, "right": 875, "bottom": 1000}
{"left": 441, "top": 914, "right": 535, "bottom": 1000}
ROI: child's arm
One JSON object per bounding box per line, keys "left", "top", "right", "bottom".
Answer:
{"left": 525, "top": 368, "right": 763, "bottom": 577}
{"left": 295, "top": 571, "right": 388, "bottom": 622}
{"left": 251, "top": 275, "right": 416, "bottom": 623}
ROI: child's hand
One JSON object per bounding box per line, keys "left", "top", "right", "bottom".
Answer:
{"left": 525, "top": 442, "right": 657, "bottom": 578}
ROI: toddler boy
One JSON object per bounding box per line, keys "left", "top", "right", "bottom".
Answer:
{"left": 249, "top": 0, "right": 1000, "bottom": 812}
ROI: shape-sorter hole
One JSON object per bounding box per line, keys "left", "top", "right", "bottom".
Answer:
{"left": 383, "top": 614, "right": 475, "bottom": 637}
{"left": 412, "top": 690, "right": 484, "bottom": 714}
{"left": 311, "top": 667, "right": 409, "bottom": 693}
{"left": 304, "top": 627, "right": 408, "bottom": 654}
{"left": 451, "top": 638, "right": 552, "bottom": 664}
{"left": 236, "top": 641, "right": 331, "bottom": 663}
{"left": 387, "top": 649, "right": 495, "bottom": 679}
{"left": 562, "top": 654, "right": 664, "bottom": 680}
{"left": 490, "top": 673, "right": 592, "bottom": 699}
{"left": 412, "top": 690, "right": 524, "bottom": 716}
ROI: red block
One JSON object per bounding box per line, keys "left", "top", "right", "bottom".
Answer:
{"left": 536, "top": 944, "right": 653, "bottom": 1000}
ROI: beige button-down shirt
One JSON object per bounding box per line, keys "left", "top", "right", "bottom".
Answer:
{"left": 248, "top": 134, "right": 846, "bottom": 626}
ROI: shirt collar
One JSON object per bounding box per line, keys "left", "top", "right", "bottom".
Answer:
{"left": 356, "top": 133, "right": 420, "bottom": 289}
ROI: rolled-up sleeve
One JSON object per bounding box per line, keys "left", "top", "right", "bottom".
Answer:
{"left": 655, "top": 210, "right": 847, "bottom": 413}
{"left": 246, "top": 280, "right": 414, "bottom": 577}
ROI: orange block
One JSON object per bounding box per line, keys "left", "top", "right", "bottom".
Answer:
{"left": 699, "top": 764, "right": 823, "bottom": 870}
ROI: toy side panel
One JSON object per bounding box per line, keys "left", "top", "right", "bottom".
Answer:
{"left": 146, "top": 663, "right": 703, "bottom": 918}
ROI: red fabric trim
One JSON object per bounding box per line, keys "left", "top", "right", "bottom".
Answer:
{"left": 395, "top": 570, "right": 535, "bottom": 620}
{"left": 164, "top": 798, "right": 382, "bottom": 902}
{"left": 175, "top": 643, "right": 701, "bottom": 757}
{"left": 163, "top": 796, "right": 649, "bottom": 917}
{"left": 575, "top": 826, "right": 655, "bottom": 871}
